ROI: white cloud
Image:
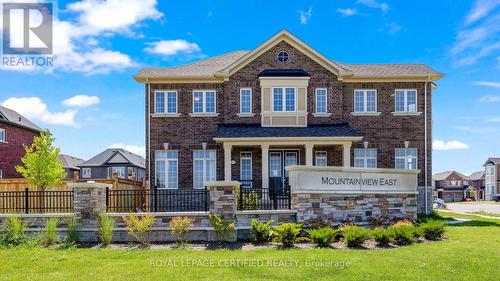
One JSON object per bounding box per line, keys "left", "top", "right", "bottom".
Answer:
{"left": 433, "top": 140, "right": 470, "bottom": 151}
{"left": 465, "top": 0, "right": 500, "bottom": 25}
{"left": 109, "top": 143, "right": 145, "bottom": 157}
{"left": 479, "top": 95, "right": 500, "bottom": 102}
{"left": 378, "top": 22, "right": 403, "bottom": 35}
{"left": 299, "top": 7, "right": 313, "bottom": 24}
{"left": 1, "top": 97, "right": 77, "bottom": 126}
{"left": 337, "top": 8, "right": 358, "bottom": 16}
{"left": 63, "top": 95, "right": 100, "bottom": 107}
{"left": 473, "top": 81, "right": 500, "bottom": 88}
{"left": 357, "top": 0, "right": 389, "bottom": 13}
{"left": 144, "top": 40, "right": 201, "bottom": 56}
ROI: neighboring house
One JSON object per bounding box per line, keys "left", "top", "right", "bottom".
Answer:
{"left": 433, "top": 171, "right": 468, "bottom": 202}
{"left": 135, "top": 29, "right": 443, "bottom": 192}
{"left": 58, "top": 154, "right": 85, "bottom": 179}
{"left": 484, "top": 158, "right": 500, "bottom": 200}
{"left": 466, "top": 171, "right": 485, "bottom": 200}
{"left": 77, "top": 148, "right": 145, "bottom": 181}
{"left": 0, "top": 106, "right": 42, "bottom": 179}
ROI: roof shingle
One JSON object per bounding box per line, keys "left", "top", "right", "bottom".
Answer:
{"left": 0, "top": 106, "right": 42, "bottom": 132}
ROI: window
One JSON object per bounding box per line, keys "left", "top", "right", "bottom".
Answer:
{"left": 108, "top": 167, "right": 125, "bottom": 178}
{"left": 354, "top": 149, "right": 377, "bottom": 168}
{"left": 277, "top": 51, "right": 289, "bottom": 63}
{"left": 315, "top": 151, "right": 327, "bottom": 166}
{"left": 127, "top": 167, "right": 134, "bottom": 179}
{"left": 354, "top": 89, "right": 377, "bottom": 112}
{"left": 0, "top": 128, "right": 4, "bottom": 142}
{"left": 155, "top": 91, "right": 177, "bottom": 114}
{"left": 395, "top": 148, "right": 418, "bottom": 170}
{"left": 240, "top": 88, "right": 252, "bottom": 114}
{"left": 155, "top": 150, "right": 178, "bottom": 189}
{"left": 315, "top": 88, "right": 327, "bottom": 114}
{"left": 193, "top": 150, "right": 216, "bottom": 189}
{"left": 81, "top": 168, "right": 91, "bottom": 178}
{"left": 240, "top": 152, "right": 252, "bottom": 188}
{"left": 193, "top": 91, "right": 216, "bottom": 113}
{"left": 273, "top": 87, "right": 296, "bottom": 112}
{"left": 395, "top": 90, "right": 417, "bottom": 112}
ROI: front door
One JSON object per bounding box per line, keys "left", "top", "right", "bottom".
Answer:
{"left": 269, "top": 151, "right": 297, "bottom": 194}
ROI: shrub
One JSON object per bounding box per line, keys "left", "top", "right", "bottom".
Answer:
{"left": 388, "top": 222, "right": 416, "bottom": 246}
{"left": 39, "top": 218, "right": 59, "bottom": 247}
{"left": 123, "top": 213, "right": 155, "bottom": 246}
{"left": 419, "top": 220, "right": 446, "bottom": 240}
{"left": 368, "top": 216, "right": 388, "bottom": 228}
{"left": 65, "top": 217, "right": 79, "bottom": 246}
{"left": 0, "top": 216, "right": 30, "bottom": 246}
{"left": 306, "top": 227, "right": 337, "bottom": 248}
{"left": 342, "top": 225, "right": 371, "bottom": 247}
{"left": 97, "top": 213, "right": 115, "bottom": 246}
{"left": 250, "top": 219, "right": 274, "bottom": 244}
{"left": 208, "top": 214, "right": 235, "bottom": 242}
{"left": 372, "top": 227, "right": 393, "bottom": 247}
{"left": 272, "top": 223, "right": 302, "bottom": 248}
{"left": 241, "top": 191, "right": 259, "bottom": 210}
{"left": 170, "top": 217, "right": 192, "bottom": 244}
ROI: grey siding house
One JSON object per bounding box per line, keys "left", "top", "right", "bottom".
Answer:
{"left": 78, "top": 148, "right": 146, "bottom": 181}
{"left": 58, "top": 154, "right": 85, "bottom": 179}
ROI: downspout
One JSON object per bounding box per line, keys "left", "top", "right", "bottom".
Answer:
{"left": 424, "top": 76, "right": 430, "bottom": 214}
{"left": 146, "top": 79, "right": 151, "bottom": 188}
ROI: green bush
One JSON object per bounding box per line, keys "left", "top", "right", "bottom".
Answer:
{"left": 250, "top": 219, "right": 274, "bottom": 244}
{"left": 123, "top": 213, "right": 156, "bottom": 247}
{"left": 39, "top": 218, "right": 59, "bottom": 247}
{"left": 170, "top": 217, "right": 192, "bottom": 244}
{"left": 209, "top": 214, "right": 235, "bottom": 242}
{"left": 97, "top": 213, "right": 115, "bottom": 246}
{"left": 388, "top": 222, "right": 416, "bottom": 246}
{"left": 65, "top": 217, "right": 79, "bottom": 246}
{"left": 306, "top": 227, "right": 337, "bottom": 248}
{"left": 372, "top": 227, "right": 393, "bottom": 247}
{"left": 0, "top": 216, "right": 30, "bottom": 246}
{"left": 342, "top": 225, "right": 371, "bottom": 247}
{"left": 272, "top": 223, "right": 302, "bottom": 248}
{"left": 419, "top": 220, "right": 446, "bottom": 240}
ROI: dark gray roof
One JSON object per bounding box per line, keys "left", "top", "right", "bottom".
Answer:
{"left": 78, "top": 148, "right": 145, "bottom": 169}
{"left": 258, "top": 69, "right": 310, "bottom": 77}
{"left": 215, "top": 123, "right": 362, "bottom": 138}
{"left": 58, "top": 154, "right": 85, "bottom": 170}
{"left": 0, "top": 106, "right": 42, "bottom": 132}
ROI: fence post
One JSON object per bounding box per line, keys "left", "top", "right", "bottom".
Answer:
{"left": 239, "top": 186, "right": 243, "bottom": 210}
{"left": 288, "top": 184, "right": 291, "bottom": 210}
{"left": 273, "top": 184, "right": 278, "bottom": 210}
{"left": 205, "top": 187, "right": 209, "bottom": 212}
{"left": 105, "top": 186, "right": 109, "bottom": 212}
{"left": 24, "top": 188, "right": 29, "bottom": 214}
{"left": 154, "top": 185, "right": 158, "bottom": 212}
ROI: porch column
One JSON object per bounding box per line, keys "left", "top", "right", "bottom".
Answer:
{"left": 261, "top": 144, "right": 269, "bottom": 189}
{"left": 224, "top": 143, "right": 232, "bottom": 181}
{"left": 305, "top": 143, "right": 314, "bottom": 166}
{"left": 343, "top": 143, "right": 351, "bottom": 167}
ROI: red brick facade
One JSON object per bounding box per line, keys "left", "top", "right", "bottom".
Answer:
{"left": 0, "top": 122, "right": 39, "bottom": 178}
{"left": 146, "top": 40, "right": 433, "bottom": 188}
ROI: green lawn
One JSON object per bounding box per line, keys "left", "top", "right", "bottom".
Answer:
{"left": 1, "top": 211, "right": 499, "bottom": 281}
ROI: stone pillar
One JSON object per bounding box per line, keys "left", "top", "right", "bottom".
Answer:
{"left": 305, "top": 143, "right": 314, "bottom": 166}
{"left": 343, "top": 143, "right": 351, "bottom": 167}
{"left": 205, "top": 181, "right": 238, "bottom": 220}
{"left": 69, "top": 182, "right": 110, "bottom": 242}
{"left": 261, "top": 144, "right": 269, "bottom": 189}
{"left": 223, "top": 143, "right": 232, "bottom": 181}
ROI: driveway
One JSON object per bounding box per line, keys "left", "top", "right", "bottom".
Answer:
{"left": 445, "top": 202, "right": 500, "bottom": 214}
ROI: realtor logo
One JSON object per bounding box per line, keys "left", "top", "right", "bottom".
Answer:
{"left": 2, "top": 2, "right": 53, "bottom": 55}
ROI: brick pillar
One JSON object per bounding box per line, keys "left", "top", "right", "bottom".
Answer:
{"left": 206, "top": 181, "right": 238, "bottom": 220}
{"left": 69, "top": 182, "right": 110, "bottom": 242}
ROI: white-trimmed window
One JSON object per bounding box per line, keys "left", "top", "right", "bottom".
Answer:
{"left": 0, "top": 128, "right": 5, "bottom": 142}
{"left": 193, "top": 90, "right": 216, "bottom": 113}
{"left": 315, "top": 151, "right": 327, "bottom": 166}
{"left": 315, "top": 88, "right": 327, "bottom": 114}
{"left": 354, "top": 89, "right": 377, "bottom": 112}
{"left": 155, "top": 91, "right": 177, "bottom": 114}
{"left": 395, "top": 148, "right": 417, "bottom": 170}
{"left": 240, "top": 152, "right": 252, "bottom": 187}
{"left": 273, "top": 87, "right": 296, "bottom": 112}
{"left": 155, "top": 150, "right": 178, "bottom": 189}
{"left": 240, "top": 88, "right": 252, "bottom": 114}
{"left": 395, "top": 90, "right": 417, "bottom": 112}
{"left": 108, "top": 167, "right": 125, "bottom": 178}
{"left": 193, "top": 150, "right": 216, "bottom": 189}
{"left": 354, "top": 149, "right": 377, "bottom": 168}
{"left": 81, "top": 168, "right": 91, "bottom": 178}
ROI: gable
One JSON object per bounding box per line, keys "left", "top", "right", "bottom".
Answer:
{"left": 106, "top": 152, "right": 129, "bottom": 164}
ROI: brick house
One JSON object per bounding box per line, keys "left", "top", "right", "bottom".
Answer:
{"left": 466, "top": 171, "right": 485, "bottom": 200}
{"left": 135, "top": 30, "right": 442, "bottom": 208}
{"left": 0, "top": 106, "right": 42, "bottom": 179}
{"left": 77, "top": 148, "right": 145, "bottom": 181}
{"left": 433, "top": 171, "right": 467, "bottom": 202}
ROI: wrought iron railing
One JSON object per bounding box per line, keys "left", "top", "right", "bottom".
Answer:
{"left": 0, "top": 188, "right": 73, "bottom": 213}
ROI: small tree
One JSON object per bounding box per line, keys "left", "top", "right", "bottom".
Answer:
{"left": 16, "top": 130, "right": 66, "bottom": 191}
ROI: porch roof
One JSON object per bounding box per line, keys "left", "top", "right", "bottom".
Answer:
{"left": 215, "top": 123, "right": 362, "bottom": 139}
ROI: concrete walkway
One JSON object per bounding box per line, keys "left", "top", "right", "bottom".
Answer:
{"left": 445, "top": 202, "right": 500, "bottom": 215}
{"left": 439, "top": 209, "right": 500, "bottom": 220}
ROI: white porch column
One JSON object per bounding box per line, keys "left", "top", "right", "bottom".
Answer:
{"left": 343, "top": 143, "right": 352, "bottom": 167}
{"left": 305, "top": 143, "right": 314, "bottom": 166}
{"left": 223, "top": 143, "right": 232, "bottom": 181}
{"left": 261, "top": 144, "right": 269, "bottom": 189}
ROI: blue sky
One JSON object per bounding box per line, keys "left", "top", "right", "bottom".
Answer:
{"left": 1, "top": 0, "right": 499, "bottom": 175}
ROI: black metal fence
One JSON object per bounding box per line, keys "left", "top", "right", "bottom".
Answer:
{"left": 238, "top": 185, "right": 291, "bottom": 210}
{"left": 0, "top": 188, "right": 74, "bottom": 213}
{"left": 106, "top": 187, "right": 209, "bottom": 212}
